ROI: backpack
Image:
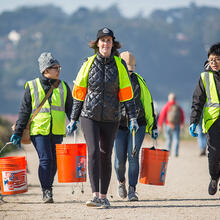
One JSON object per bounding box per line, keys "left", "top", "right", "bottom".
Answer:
{"left": 167, "top": 104, "right": 181, "bottom": 125}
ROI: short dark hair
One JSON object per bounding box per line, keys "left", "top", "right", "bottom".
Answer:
{"left": 208, "top": 42, "right": 220, "bottom": 57}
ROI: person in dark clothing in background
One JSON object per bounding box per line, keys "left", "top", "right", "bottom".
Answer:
{"left": 67, "top": 28, "right": 137, "bottom": 208}
{"left": 189, "top": 42, "right": 220, "bottom": 196}
{"left": 114, "top": 51, "right": 158, "bottom": 201}
{"left": 10, "top": 52, "right": 73, "bottom": 203}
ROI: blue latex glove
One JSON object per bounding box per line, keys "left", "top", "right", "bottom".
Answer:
{"left": 10, "top": 134, "right": 21, "bottom": 149}
{"left": 151, "top": 129, "right": 159, "bottom": 139}
{"left": 66, "top": 120, "right": 77, "bottom": 134}
{"left": 189, "top": 123, "right": 198, "bottom": 137}
{"left": 129, "top": 118, "right": 139, "bottom": 133}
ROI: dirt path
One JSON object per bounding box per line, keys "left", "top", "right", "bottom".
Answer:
{"left": 1, "top": 136, "right": 220, "bottom": 220}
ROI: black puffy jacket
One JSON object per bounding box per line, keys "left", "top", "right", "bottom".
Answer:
{"left": 71, "top": 52, "right": 136, "bottom": 122}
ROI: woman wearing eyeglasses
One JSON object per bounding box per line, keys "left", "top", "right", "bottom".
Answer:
{"left": 189, "top": 42, "right": 220, "bottom": 196}
{"left": 10, "top": 52, "right": 73, "bottom": 203}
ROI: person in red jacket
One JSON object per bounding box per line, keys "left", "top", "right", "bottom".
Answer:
{"left": 158, "top": 93, "right": 184, "bottom": 156}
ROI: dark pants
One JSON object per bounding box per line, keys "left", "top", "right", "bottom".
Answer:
{"left": 207, "top": 118, "right": 220, "bottom": 180}
{"left": 31, "top": 134, "right": 63, "bottom": 190}
{"left": 114, "top": 126, "right": 146, "bottom": 187}
{"left": 81, "top": 117, "right": 119, "bottom": 194}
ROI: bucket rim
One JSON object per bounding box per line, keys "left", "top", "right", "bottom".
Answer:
{"left": 56, "top": 143, "right": 86, "bottom": 148}
{"left": 0, "top": 156, "right": 26, "bottom": 160}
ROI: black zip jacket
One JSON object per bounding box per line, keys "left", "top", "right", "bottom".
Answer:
{"left": 190, "top": 64, "right": 220, "bottom": 125}
{"left": 71, "top": 52, "right": 136, "bottom": 122}
{"left": 14, "top": 75, "right": 73, "bottom": 136}
{"left": 119, "top": 72, "right": 157, "bottom": 130}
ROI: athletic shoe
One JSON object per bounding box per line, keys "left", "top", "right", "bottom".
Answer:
{"left": 100, "top": 198, "right": 110, "bottom": 208}
{"left": 200, "top": 149, "right": 206, "bottom": 156}
{"left": 118, "top": 182, "right": 127, "bottom": 199}
{"left": 42, "top": 188, "right": 54, "bottom": 203}
{"left": 128, "top": 186, "right": 138, "bottom": 201}
{"left": 86, "top": 196, "right": 101, "bottom": 207}
{"left": 208, "top": 179, "right": 219, "bottom": 195}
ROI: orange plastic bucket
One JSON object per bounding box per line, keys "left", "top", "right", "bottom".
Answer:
{"left": 139, "top": 147, "right": 169, "bottom": 186}
{"left": 56, "top": 143, "right": 87, "bottom": 183}
{"left": 0, "top": 156, "right": 28, "bottom": 195}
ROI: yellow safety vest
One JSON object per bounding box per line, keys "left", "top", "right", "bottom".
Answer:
{"left": 26, "top": 78, "right": 67, "bottom": 135}
{"left": 72, "top": 54, "right": 133, "bottom": 102}
{"left": 135, "top": 72, "right": 154, "bottom": 134}
{"left": 201, "top": 71, "right": 220, "bottom": 133}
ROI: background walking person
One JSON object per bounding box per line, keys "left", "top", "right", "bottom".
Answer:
{"left": 10, "top": 52, "right": 73, "bottom": 203}
{"left": 158, "top": 93, "right": 184, "bottom": 157}
{"left": 67, "top": 28, "right": 137, "bottom": 208}
{"left": 114, "top": 51, "right": 158, "bottom": 201}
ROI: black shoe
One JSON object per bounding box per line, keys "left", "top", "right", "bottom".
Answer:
{"left": 208, "top": 179, "right": 219, "bottom": 195}
{"left": 43, "top": 188, "right": 54, "bottom": 203}
{"left": 200, "top": 149, "right": 206, "bottom": 156}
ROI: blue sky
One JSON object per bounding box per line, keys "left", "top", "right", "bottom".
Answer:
{"left": 0, "top": 0, "right": 220, "bottom": 17}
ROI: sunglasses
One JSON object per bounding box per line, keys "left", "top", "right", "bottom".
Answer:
{"left": 49, "top": 66, "right": 61, "bottom": 71}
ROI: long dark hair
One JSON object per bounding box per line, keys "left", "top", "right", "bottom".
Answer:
{"left": 88, "top": 39, "right": 121, "bottom": 56}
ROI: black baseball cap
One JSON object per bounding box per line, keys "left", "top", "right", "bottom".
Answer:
{"left": 96, "top": 27, "right": 115, "bottom": 40}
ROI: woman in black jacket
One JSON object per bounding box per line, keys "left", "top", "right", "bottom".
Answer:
{"left": 67, "top": 27, "right": 137, "bottom": 208}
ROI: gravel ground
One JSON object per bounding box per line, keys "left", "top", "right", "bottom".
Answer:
{"left": 1, "top": 136, "right": 220, "bottom": 220}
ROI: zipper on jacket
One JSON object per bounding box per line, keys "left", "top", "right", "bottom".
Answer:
{"left": 101, "top": 65, "right": 105, "bottom": 121}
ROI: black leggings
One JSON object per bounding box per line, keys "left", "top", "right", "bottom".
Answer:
{"left": 81, "top": 117, "right": 119, "bottom": 194}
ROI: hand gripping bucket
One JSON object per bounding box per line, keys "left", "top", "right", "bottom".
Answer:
{"left": 139, "top": 147, "right": 169, "bottom": 186}
{"left": 0, "top": 156, "right": 28, "bottom": 195}
{"left": 56, "top": 143, "right": 87, "bottom": 183}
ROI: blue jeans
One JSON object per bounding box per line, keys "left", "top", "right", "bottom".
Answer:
{"left": 165, "top": 125, "right": 180, "bottom": 156}
{"left": 31, "top": 134, "right": 63, "bottom": 190}
{"left": 114, "top": 126, "right": 146, "bottom": 187}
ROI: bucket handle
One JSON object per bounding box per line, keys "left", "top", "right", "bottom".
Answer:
{"left": 131, "top": 129, "right": 137, "bottom": 158}
{"left": 0, "top": 142, "right": 12, "bottom": 155}
{"left": 0, "top": 141, "right": 28, "bottom": 163}
{"left": 152, "top": 139, "right": 158, "bottom": 148}
{"left": 62, "top": 130, "right": 77, "bottom": 154}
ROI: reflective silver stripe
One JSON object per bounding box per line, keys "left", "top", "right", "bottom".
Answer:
{"left": 204, "top": 72, "right": 220, "bottom": 108}
{"left": 204, "top": 103, "right": 220, "bottom": 107}
{"left": 59, "top": 82, "right": 64, "bottom": 109}
{"left": 32, "top": 108, "right": 51, "bottom": 113}
{"left": 51, "top": 106, "right": 64, "bottom": 111}
{"left": 32, "top": 79, "right": 40, "bottom": 108}
{"left": 204, "top": 72, "right": 212, "bottom": 105}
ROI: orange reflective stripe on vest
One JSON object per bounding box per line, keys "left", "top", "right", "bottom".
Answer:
{"left": 118, "top": 86, "right": 133, "bottom": 102}
{"left": 72, "top": 84, "right": 87, "bottom": 101}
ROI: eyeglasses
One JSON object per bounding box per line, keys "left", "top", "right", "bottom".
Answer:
{"left": 49, "top": 66, "right": 61, "bottom": 71}
{"left": 208, "top": 58, "right": 220, "bottom": 64}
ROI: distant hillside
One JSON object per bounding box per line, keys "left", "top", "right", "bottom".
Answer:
{"left": 0, "top": 3, "right": 220, "bottom": 113}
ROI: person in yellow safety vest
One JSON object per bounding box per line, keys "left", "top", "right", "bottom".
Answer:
{"left": 189, "top": 42, "right": 220, "bottom": 196}
{"left": 10, "top": 52, "right": 73, "bottom": 203}
{"left": 67, "top": 27, "right": 137, "bottom": 208}
{"left": 114, "top": 51, "right": 158, "bottom": 201}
